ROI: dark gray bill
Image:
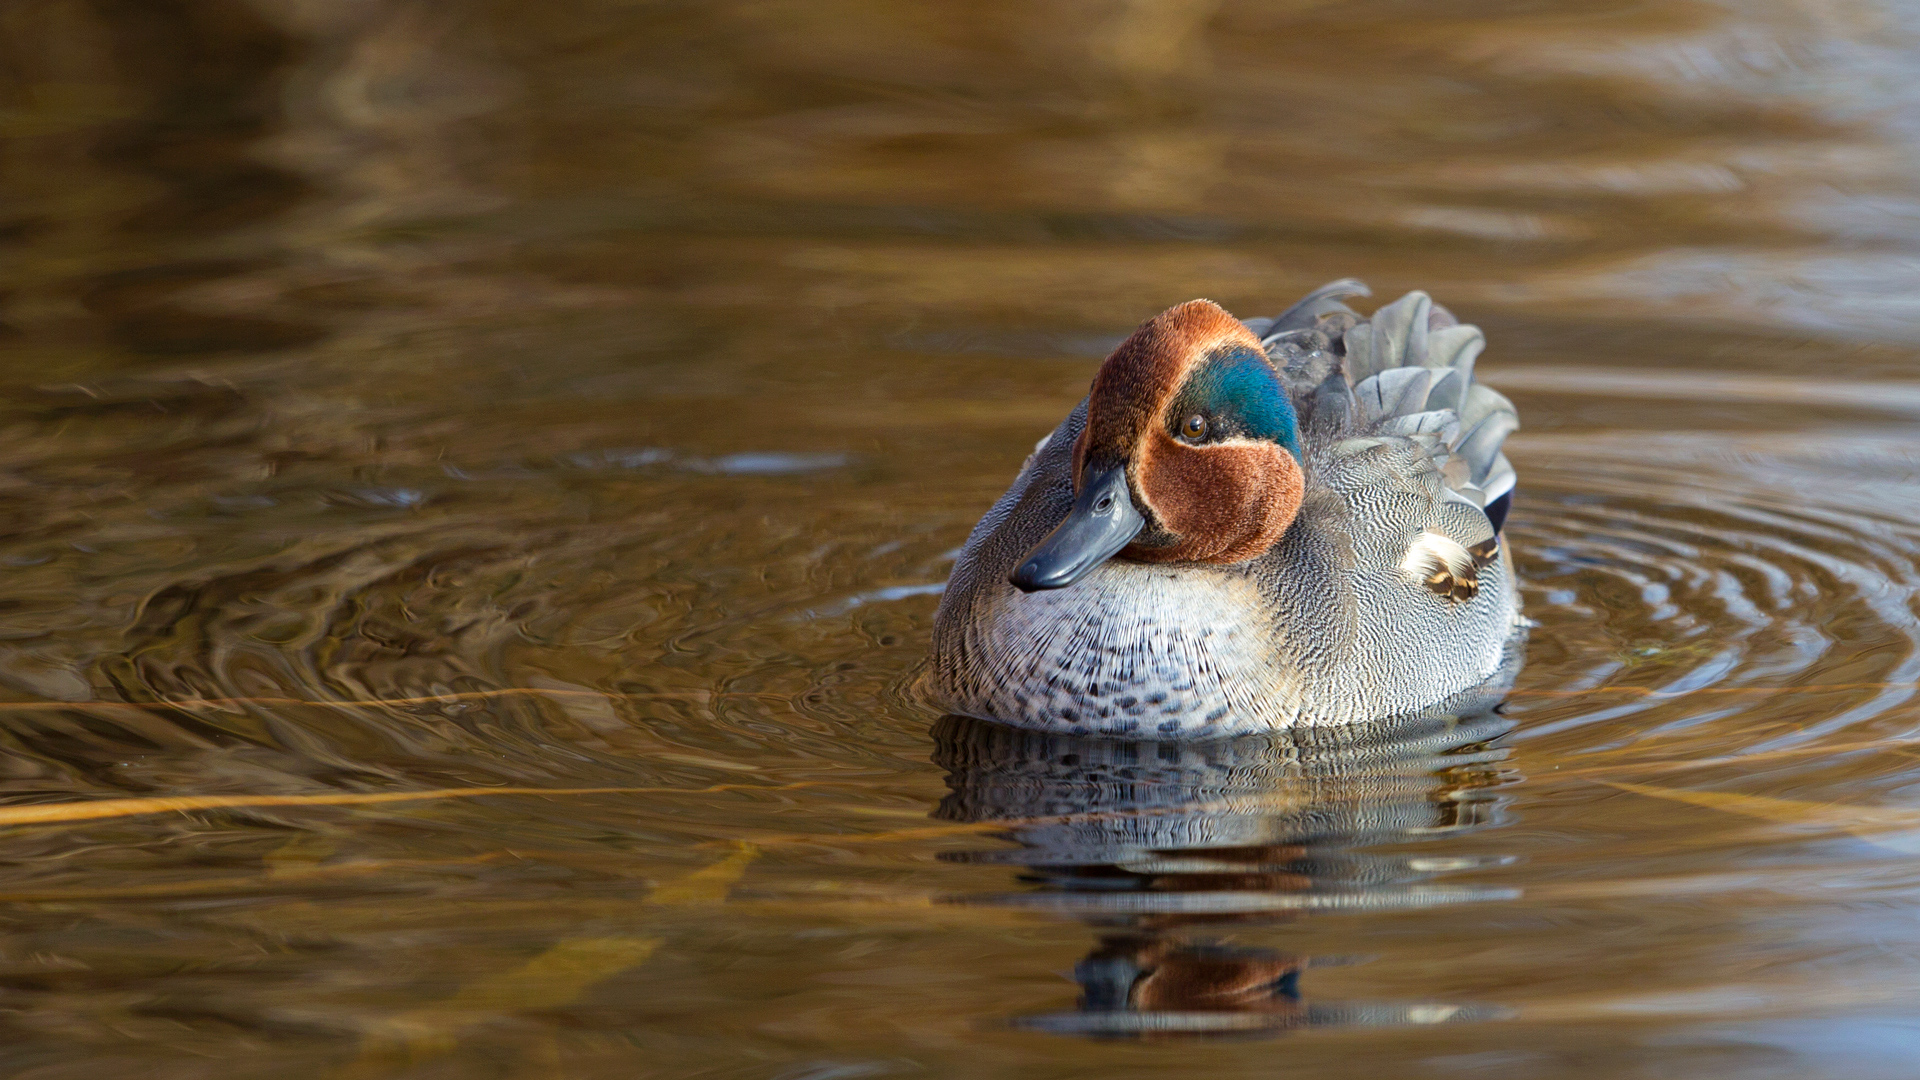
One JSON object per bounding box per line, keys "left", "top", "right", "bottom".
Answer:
{"left": 1009, "top": 463, "right": 1145, "bottom": 592}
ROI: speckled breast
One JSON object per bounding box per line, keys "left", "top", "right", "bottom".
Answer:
{"left": 925, "top": 561, "right": 1308, "bottom": 738}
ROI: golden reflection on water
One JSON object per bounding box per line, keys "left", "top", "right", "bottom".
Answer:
{"left": 5, "top": 0, "right": 1920, "bottom": 1076}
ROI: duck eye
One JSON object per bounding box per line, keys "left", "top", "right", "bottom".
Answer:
{"left": 1181, "top": 414, "right": 1208, "bottom": 439}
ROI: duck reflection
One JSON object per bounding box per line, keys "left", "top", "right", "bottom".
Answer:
{"left": 931, "top": 698, "right": 1519, "bottom": 1037}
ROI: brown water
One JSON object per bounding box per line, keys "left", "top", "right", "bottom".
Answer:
{"left": 5, "top": 0, "right": 1920, "bottom": 1076}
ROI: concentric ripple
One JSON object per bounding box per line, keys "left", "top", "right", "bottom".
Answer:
{"left": 1506, "top": 426, "right": 1920, "bottom": 760}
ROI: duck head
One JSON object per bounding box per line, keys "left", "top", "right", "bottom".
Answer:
{"left": 1011, "top": 300, "right": 1305, "bottom": 592}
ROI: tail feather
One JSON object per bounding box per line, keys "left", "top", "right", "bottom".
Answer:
{"left": 1376, "top": 409, "right": 1459, "bottom": 441}
{"left": 1423, "top": 324, "right": 1484, "bottom": 413}
{"left": 1352, "top": 292, "right": 1430, "bottom": 384}
{"left": 1249, "top": 278, "right": 1371, "bottom": 342}
{"left": 1258, "top": 282, "right": 1518, "bottom": 527}
{"left": 1479, "top": 454, "right": 1517, "bottom": 505}
{"left": 1456, "top": 409, "right": 1518, "bottom": 488}
{"left": 1354, "top": 367, "right": 1431, "bottom": 423}
{"left": 1457, "top": 383, "right": 1513, "bottom": 435}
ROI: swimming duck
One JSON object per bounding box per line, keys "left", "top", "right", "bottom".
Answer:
{"left": 922, "top": 280, "right": 1524, "bottom": 738}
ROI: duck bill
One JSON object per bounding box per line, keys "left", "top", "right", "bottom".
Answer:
{"left": 1009, "top": 464, "right": 1144, "bottom": 592}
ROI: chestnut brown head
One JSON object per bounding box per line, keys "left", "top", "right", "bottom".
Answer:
{"left": 1010, "top": 300, "right": 1306, "bottom": 591}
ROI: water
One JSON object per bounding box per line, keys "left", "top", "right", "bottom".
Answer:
{"left": 4, "top": 0, "right": 1920, "bottom": 1076}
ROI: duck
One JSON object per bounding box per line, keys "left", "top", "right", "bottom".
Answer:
{"left": 921, "top": 280, "right": 1524, "bottom": 739}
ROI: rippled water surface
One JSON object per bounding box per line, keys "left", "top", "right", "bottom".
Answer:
{"left": 6, "top": 1, "right": 1920, "bottom": 1076}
